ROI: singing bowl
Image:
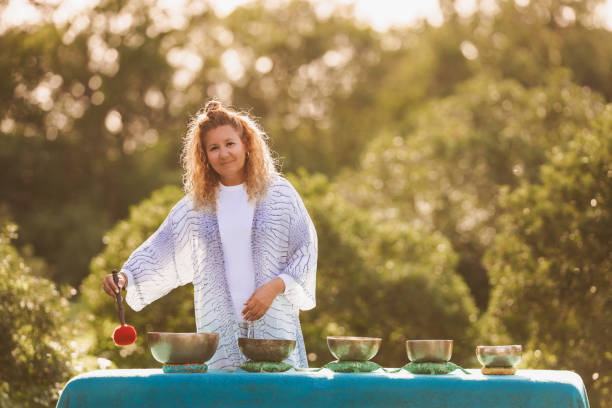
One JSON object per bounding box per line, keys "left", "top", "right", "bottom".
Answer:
{"left": 327, "top": 336, "right": 382, "bottom": 361}
{"left": 238, "top": 338, "right": 296, "bottom": 362}
{"left": 476, "top": 345, "right": 522, "bottom": 368}
{"left": 147, "top": 332, "right": 219, "bottom": 364}
{"left": 406, "top": 340, "right": 453, "bottom": 363}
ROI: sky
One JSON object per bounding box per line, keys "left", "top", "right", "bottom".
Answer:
{"left": 2, "top": 0, "right": 612, "bottom": 33}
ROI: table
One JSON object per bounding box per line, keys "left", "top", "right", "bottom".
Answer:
{"left": 56, "top": 368, "right": 589, "bottom": 408}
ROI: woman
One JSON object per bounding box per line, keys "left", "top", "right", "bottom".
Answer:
{"left": 102, "top": 100, "right": 317, "bottom": 369}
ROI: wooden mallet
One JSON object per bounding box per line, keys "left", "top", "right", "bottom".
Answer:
{"left": 111, "top": 269, "right": 137, "bottom": 346}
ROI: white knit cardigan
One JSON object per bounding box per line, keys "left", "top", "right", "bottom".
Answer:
{"left": 122, "top": 176, "right": 317, "bottom": 369}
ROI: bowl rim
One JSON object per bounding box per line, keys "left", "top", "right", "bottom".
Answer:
{"left": 327, "top": 336, "right": 382, "bottom": 341}
{"left": 476, "top": 345, "right": 522, "bottom": 352}
{"left": 405, "top": 339, "right": 453, "bottom": 343}
{"left": 476, "top": 344, "right": 522, "bottom": 348}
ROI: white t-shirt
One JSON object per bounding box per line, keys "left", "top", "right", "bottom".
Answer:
{"left": 217, "top": 183, "right": 256, "bottom": 320}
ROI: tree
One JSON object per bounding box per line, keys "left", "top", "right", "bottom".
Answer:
{"left": 338, "top": 72, "right": 607, "bottom": 310}
{"left": 0, "top": 223, "right": 74, "bottom": 408}
{"left": 469, "top": 0, "right": 612, "bottom": 101}
{"left": 0, "top": 7, "right": 182, "bottom": 287}
{"left": 482, "top": 107, "right": 612, "bottom": 408}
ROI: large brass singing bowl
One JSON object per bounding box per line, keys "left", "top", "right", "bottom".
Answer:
{"left": 406, "top": 340, "right": 453, "bottom": 363}
{"left": 476, "top": 345, "right": 522, "bottom": 368}
{"left": 147, "top": 332, "right": 219, "bottom": 364}
{"left": 238, "top": 338, "right": 296, "bottom": 362}
{"left": 327, "top": 336, "right": 382, "bottom": 361}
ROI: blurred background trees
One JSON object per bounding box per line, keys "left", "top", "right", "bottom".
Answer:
{"left": 0, "top": 223, "right": 75, "bottom": 408}
{"left": 337, "top": 71, "right": 607, "bottom": 310}
{"left": 1, "top": 0, "right": 610, "bottom": 406}
{"left": 482, "top": 110, "right": 612, "bottom": 401}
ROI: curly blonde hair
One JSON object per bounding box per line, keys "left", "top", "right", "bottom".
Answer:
{"left": 181, "top": 100, "right": 279, "bottom": 212}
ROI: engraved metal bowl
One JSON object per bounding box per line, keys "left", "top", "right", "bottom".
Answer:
{"left": 406, "top": 340, "right": 453, "bottom": 363}
{"left": 327, "top": 336, "right": 382, "bottom": 361}
{"left": 238, "top": 338, "right": 296, "bottom": 362}
{"left": 476, "top": 345, "right": 522, "bottom": 368}
{"left": 147, "top": 332, "right": 219, "bottom": 364}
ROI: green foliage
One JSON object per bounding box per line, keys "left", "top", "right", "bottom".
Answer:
{"left": 482, "top": 107, "right": 612, "bottom": 408}
{"left": 0, "top": 6, "right": 181, "bottom": 287}
{"left": 467, "top": 0, "right": 612, "bottom": 100}
{"left": 339, "top": 71, "right": 606, "bottom": 310}
{"left": 0, "top": 223, "right": 74, "bottom": 408}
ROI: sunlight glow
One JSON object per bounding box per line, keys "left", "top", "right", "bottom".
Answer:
{"left": 2, "top": 0, "right": 612, "bottom": 34}
{"left": 1, "top": 0, "right": 41, "bottom": 28}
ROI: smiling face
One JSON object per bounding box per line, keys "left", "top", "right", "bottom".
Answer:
{"left": 204, "top": 124, "right": 247, "bottom": 186}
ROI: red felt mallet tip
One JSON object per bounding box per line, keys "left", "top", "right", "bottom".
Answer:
{"left": 113, "top": 324, "right": 137, "bottom": 346}
{"left": 111, "top": 269, "right": 138, "bottom": 347}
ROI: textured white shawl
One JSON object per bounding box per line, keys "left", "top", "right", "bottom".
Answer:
{"left": 122, "top": 176, "right": 317, "bottom": 369}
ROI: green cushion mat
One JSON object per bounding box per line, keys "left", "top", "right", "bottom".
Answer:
{"left": 322, "top": 361, "right": 382, "bottom": 373}
{"left": 239, "top": 361, "right": 293, "bottom": 372}
{"left": 398, "top": 362, "right": 470, "bottom": 375}
{"left": 162, "top": 363, "right": 208, "bottom": 373}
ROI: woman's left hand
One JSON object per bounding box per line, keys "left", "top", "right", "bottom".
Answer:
{"left": 242, "top": 277, "right": 285, "bottom": 321}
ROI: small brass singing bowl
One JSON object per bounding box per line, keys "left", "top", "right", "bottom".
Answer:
{"left": 147, "top": 332, "right": 219, "bottom": 364}
{"left": 238, "top": 338, "right": 296, "bottom": 362}
{"left": 406, "top": 340, "right": 453, "bottom": 363}
{"left": 327, "top": 336, "right": 382, "bottom": 361}
{"left": 476, "top": 345, "right": 522, "bottom": 368}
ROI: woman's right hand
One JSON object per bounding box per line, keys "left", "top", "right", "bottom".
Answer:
{"left": 102, "top": 272, "right": 128, "bottom": 298}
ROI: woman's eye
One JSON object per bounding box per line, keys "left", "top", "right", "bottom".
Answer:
{"left": 209, "top": 146, "right": 218, "bottom": 151}
{"left": 227, "top": 142, "right": 234, "bottom": 146}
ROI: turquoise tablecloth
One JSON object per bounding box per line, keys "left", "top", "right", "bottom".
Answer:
{"left": 56, "top": 368, "right": 589, "bottom": 408}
